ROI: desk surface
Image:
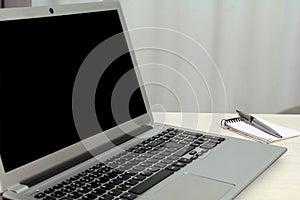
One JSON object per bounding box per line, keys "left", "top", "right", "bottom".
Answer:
{"left": 1, "top": 113, "right": 299, "bottom": 200}
{"left": 153, "top": 112, "right": 300, "bottom": 200}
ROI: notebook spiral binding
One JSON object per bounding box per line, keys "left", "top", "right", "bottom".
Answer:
{"left": 221, "top": 117, "right": 242, "bottom": 127}
{"left": 226, "top": 117, "right": 242, "bottom": 123}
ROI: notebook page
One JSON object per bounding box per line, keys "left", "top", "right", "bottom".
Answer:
{"left": 227, "top": 115, "right": 300, "bottom": 142}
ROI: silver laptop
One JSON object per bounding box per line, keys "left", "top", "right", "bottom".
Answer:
{"left": 0, "top": 2, "right": 287, "bottom": 200}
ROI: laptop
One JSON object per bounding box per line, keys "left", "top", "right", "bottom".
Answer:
{"left": 0, "top": 2, "right": 287, "bottom": 200}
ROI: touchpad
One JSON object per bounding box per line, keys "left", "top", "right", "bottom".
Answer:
{"left": 148, "top": 173, "right": 235, "bottom": 200}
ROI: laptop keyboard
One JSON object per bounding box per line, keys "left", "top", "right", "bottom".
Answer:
{"left": 33, "top": 128, "right": 225, "bottom": 200}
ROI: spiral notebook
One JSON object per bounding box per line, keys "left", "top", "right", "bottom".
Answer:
{"left": 222, "top": 115, "right": 300, "bottom": 144}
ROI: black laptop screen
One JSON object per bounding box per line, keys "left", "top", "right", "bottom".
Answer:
{"left": 0, "top": 10, "right": 147, "bottom": 172}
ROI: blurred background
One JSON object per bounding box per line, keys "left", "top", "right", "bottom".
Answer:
{"left": 3, "top": 0, "right": 300, "bottom": 114}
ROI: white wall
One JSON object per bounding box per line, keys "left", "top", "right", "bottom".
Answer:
{"left": 32, "top": 0, "right": 300, "bottom": 113}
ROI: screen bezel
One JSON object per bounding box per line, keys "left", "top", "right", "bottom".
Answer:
{"left": 0, "top": 1, "right": 153, "bottom": 191}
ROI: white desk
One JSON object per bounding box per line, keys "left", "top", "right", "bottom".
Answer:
{"left": 1, "top": 113, "right": 299, "bottom": 200}
{"left": 153, "top": 112, "right": 300, "bottom": 200}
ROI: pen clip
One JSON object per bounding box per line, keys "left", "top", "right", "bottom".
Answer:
{"left": 236, "top": 110, "right": 252, "bottom": 122}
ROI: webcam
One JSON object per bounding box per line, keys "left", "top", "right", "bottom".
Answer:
{"left": 49, "top": 8, "right": 54, "bottom": 14}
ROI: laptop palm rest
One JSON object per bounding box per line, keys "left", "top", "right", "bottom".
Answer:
{"left": 148, "top": 173, "right": 235, "bottom": 200}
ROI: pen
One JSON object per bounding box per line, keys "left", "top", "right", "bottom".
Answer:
{"left": 236, "top": 110, "right": 283, "bottom": 138}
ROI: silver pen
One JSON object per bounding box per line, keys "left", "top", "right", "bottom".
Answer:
{"left": 236, "top": 110, "right": 282, "bottom": 138}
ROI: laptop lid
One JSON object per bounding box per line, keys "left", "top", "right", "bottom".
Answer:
{"left": 0, "top": 1, "right": 152, "bottom": 191}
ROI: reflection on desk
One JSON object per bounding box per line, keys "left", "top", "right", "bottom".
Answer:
{"left": 153, "top": 112, "right": 300, "bottom": 200}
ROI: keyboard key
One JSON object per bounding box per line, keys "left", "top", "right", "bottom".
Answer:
{"left": 68, "top": 191, "right": 83, "bottom": 198}
{"left": 147, "top": 158, "right": 159, "bottom": 163}
{"left": 62, "top": 180, "right": 72, "bottom": 185}
{"left": 194, "top": 140, "right": 204, "bottom": 144}
{"left": 203, "top": 135, "right": 220, "bottom": 140}
{"left": 198, "top": 138, "right": 208, "bottom": 142}
{"left": 140, "top": 155, "right": 152, "bottom": 160}
{"left": 174, "top": 146, "right": 195, "bottom": 156}
{"left": 133, "top": 174, "right": 146, "bottom": 181}
{"left": 107, "top": 172, "right": 118, "bottom": 178}
{"left": 100, "top": 183, "right": 114, "bottom": 190}
{"left": 178, "top": 158, "right": 192, "bottom": 163}
{"left": 183, "top": 131, "right": 203, "bottom": 137}
{"left": 98, "top": 177, "right": 109, "bottom": 183}
{"left": 108, "top": 189, "right": 122, "bottom": 196}
{"left": 153, "top": 155, "right": 164, "bottom": 159}
{"left": 188, "top": 135, "right": 198, "bottom": 140}
{"left": 60, "top": 197, "right": 72, "bottom": 200}
{"left": 189, "top": 150, "right": 197, "bottom": 155}
{"left": 160, "top": 136, "right": 169, "bottom": 140}
{"left": 132, "top": 166, "right": 146, "bottom": 172}
{"left": 164, "top": 134, "right": 175, "bottom": 139}
{"left": 81, "top": 193, "right": 97, "bottom": 200}
{"left": 148, "top": 139, "right": 165, "bottom": 147}
{"left": 81, "top": 176, "right": 94, "bottom": 183}
{"left": 112, "top": 169, "right": 124, "bottom": 174}
{"left": 161, "top": 158, "right": 173, "bottom": 164}
{"left": 71, "top": 181, "right": 85, "bottom": 188}
{"left": 173, "top": 129, "right": 183, "bottom": 133}
{"left": 69, "top": 176, "right": 80, "bottom": 182}
{"left": 91, "top": 188, "right": 106, "bottom": 196}
{"left": 120, "top": 192, "right": 138, "bottom": 200}
{"left": 200, "top": 142, "right": 217, "bottom": 149}
{"left": 53, "top": 184, "right": 63, "bottom": 190}
{"left": 149, "top": 166, "right": 160, "bottom": 172}
{"left": 168, "top": 132, "right": 177, "bottom": 136}
{"left": 44, "top": 188, "right": 55, "bottom": 194}
{"left": 133, "top": 149, "right": 146, "bottom": 154}
{"left": 172, "top": 162, "right": 186, "bottom": 168}
{"left": 148, "top": 150, "right": 159, "bottom": 155}
{"left": 99, "top": 194, "right": 114, "bottom": 200}
{"left": 183, "top": 138, "right": 193, "bottom": 142}
{"left": 117, "top": 184, "right": 131, "bottom": 191}
{"left": 118, "top": 174, "right": 131, "bottom": 180}
{"left": 109, "top": 178, "right": 123, "bottom": 185}
{"left": 159, "top": 151, "right": 171, "bottom": 156}
{"left": 147, "top": 137, "right": 155, "bottom": 141}
{"left": 125, "top": 179, "right": 139, "bottom": 186}
{"left": 43, "top": 196, "right": 56, "bottom": 200}
{"left": 166, "top": 165, "right": 180, "bottom": 171}
{"left": 51, "top": 190, "right": 66, "bottom": 198}
{"left": 179, "top": 141, "right": 189, "bottom": 145}
{"left": 125, "top": 171, "right": 138, "bottom": 176}
{"left": 140, "top": 170, "right": 153, "bottom": 176}
{"left": 190, "top": 143, "right": 200, "bottom": 147}
{"left": 129, "top": 169, "right": 174, "bottom": 195}
{"left": 87, "top": 181, "right": 101, "bottom": 188}
{"left": 154, "top": 163, "right": 167, "bottom": 168}
{"left": 197, "top": 152, "right": 203, "bottom": 156}
{"left": 140, "top": 162, "right": 152, "bottom": 167}
{"left": 77, "top": 186, "right": 92, "bottom": 193}
{"left": 63, "top": 186, "right": 76, "bottom": 193}
{"left": 167, "top": 155, "right": 180, "bottom": 160}
{"left": 209, "top": 139, "right": 221, "bottom": 144}
{"left": 34, "top": 193, "right": 46, "bottom": 199}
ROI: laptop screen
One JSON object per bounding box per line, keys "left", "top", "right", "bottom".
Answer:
{"left": 0, "top": 10, "right": 147, "bottom": 172}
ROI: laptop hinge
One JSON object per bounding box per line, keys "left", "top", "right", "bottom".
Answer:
{"left": 8, "top": 184, "right": 29, "bottom": 194}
